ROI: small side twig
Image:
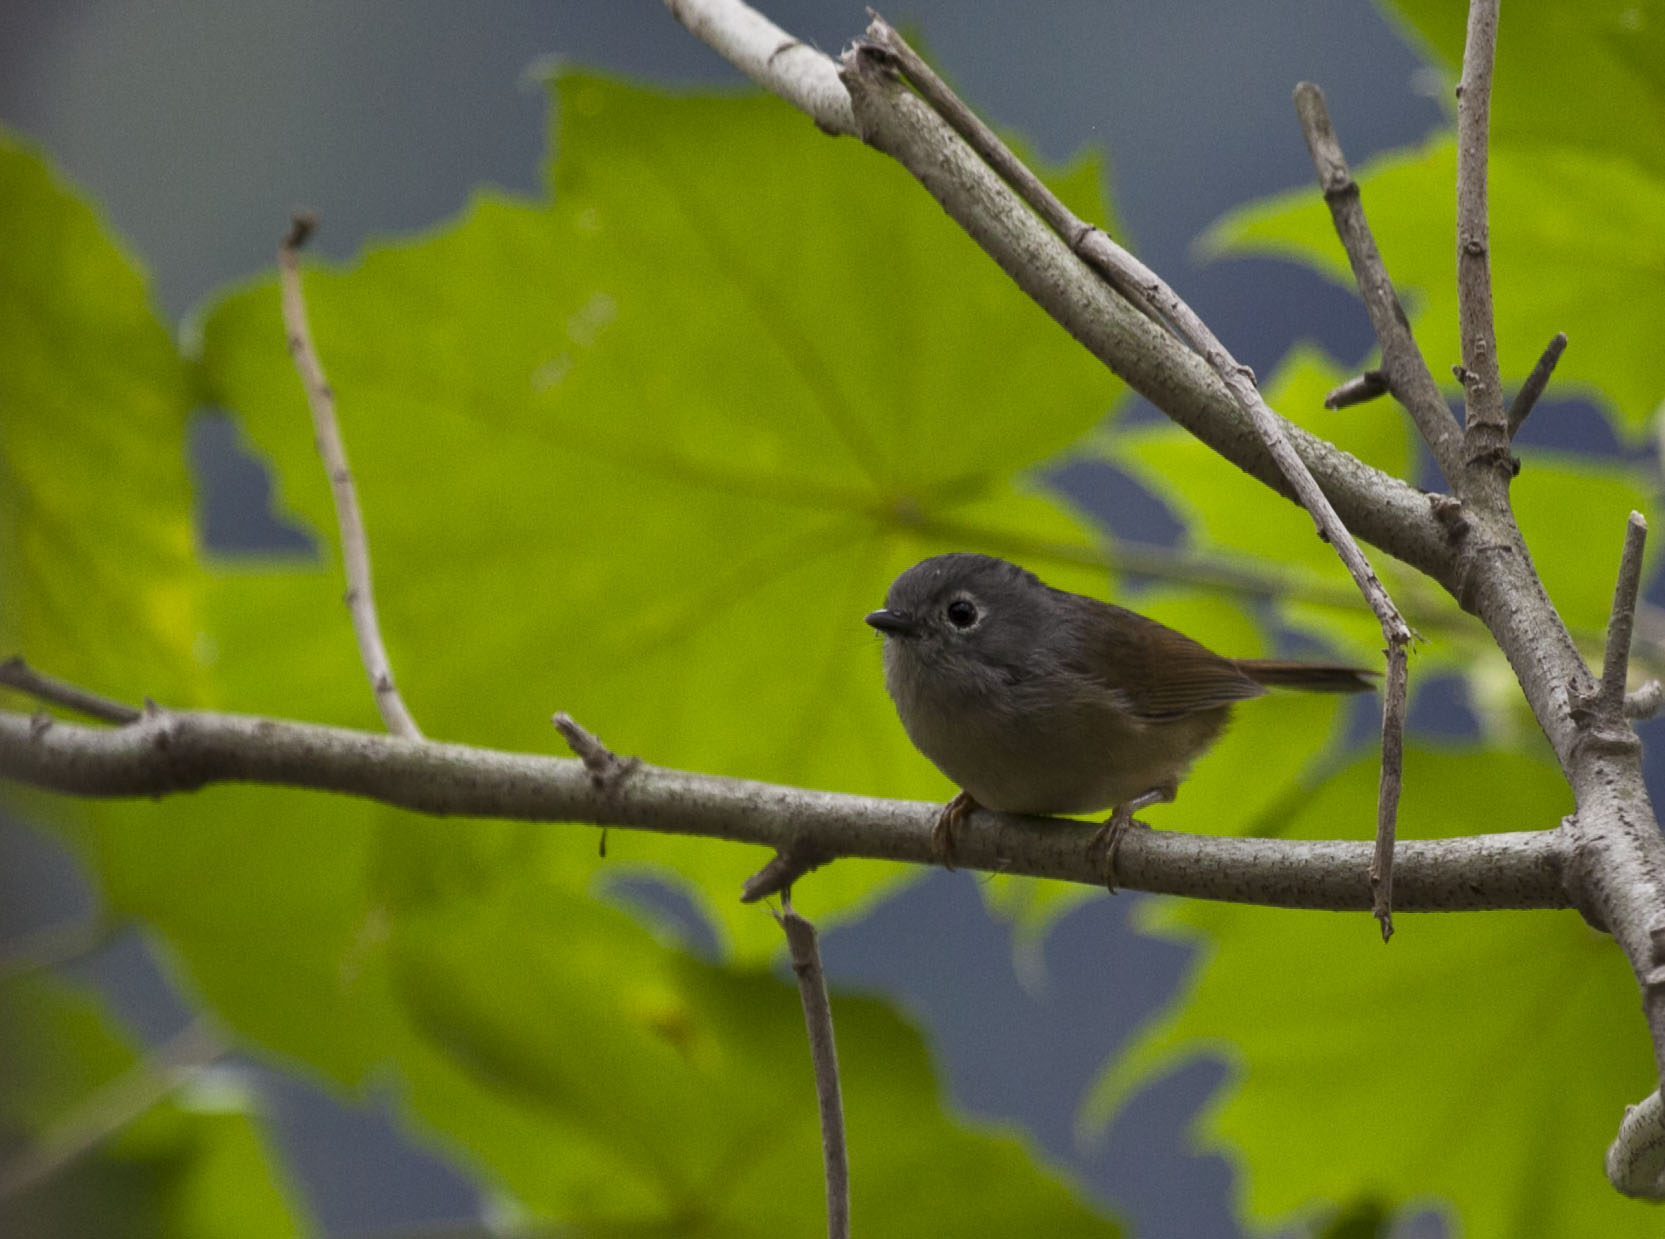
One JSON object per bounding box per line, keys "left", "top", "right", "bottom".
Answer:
{"left": 551, "top": 712, "right": 640, "bottom": 791}
{"left": 0, "top": 657, "right": 141, "bottom": 724}
{"left": 1599, "top": 513, "right": 1650, "bottom": 717}
{"left": 278, "top": 214, "right": 423, "bottom": 741}
{"left": 1507, "top": 331, "right": 1568, "bottom": 439}
{"left": 1372, "top": 642, "right": 1409, "bottom": 941}
{"left": 773, "top": 892, "right": 850, "bottom": 1239}
{"left": 0, "top": 1017, "right": 225, "bottom": 1201}
{"left": 1454, "top": 0, "right": 1510, "bottom": 480}
{"left": 1323, "top": 369, "right": 1388, "bottom": 411}
{"left": 1292, "top": 82, "right": 1463, "bottom": 484}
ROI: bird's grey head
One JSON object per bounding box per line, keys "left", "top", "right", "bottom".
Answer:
{"left": 865, "top": 553, "right": 1054, "bottom": 673}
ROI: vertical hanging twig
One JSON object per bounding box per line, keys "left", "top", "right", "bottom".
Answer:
{"left": 774, "top": 894, "right": 850, "bottom": 1239}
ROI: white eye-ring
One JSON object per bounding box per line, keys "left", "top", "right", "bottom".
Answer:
{"left": 945, "top": 596, "right": 980, "bottom": 629}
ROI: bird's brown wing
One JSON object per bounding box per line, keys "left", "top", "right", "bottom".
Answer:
{"left": 1065, "top": 596, "right": 1265, "bottom": 719}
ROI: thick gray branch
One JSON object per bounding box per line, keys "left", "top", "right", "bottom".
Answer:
{"left": 0, "top": 707, "right": 1570, "bottom": 914}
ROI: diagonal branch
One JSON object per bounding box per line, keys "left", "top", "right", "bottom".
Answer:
{"left": 664, "top": 0, "right": 1458, "bottom": 591}
{"left": 279, "top": 215, "right": 424, "bottom": 740}
{"left": 1292, "top": 82, "right": 1463, "bottom": 484}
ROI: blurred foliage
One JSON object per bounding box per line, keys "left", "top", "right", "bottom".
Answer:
{"left": 0, "top": 978, "right": 303, "bottom": 1238}
{"left": 3, "top": 2, "right": 1664, "bottom": 1233}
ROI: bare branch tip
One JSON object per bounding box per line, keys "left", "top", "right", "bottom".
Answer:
{"left": 282, "top": 211, "right": 317, "bottom": 252}
{"left": 1323, "top": 369, "right": 1388, "bottom": 410}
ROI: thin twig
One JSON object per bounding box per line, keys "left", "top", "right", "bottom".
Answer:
{"left": 1372, "top": 642, "right": 1408, "bottom": 941}
{"left": 0, "top": 656, "right": 142, "bottom": 724}
{"left": 773, "top": 892, "right": 850, "bottom": 1239}
{"left": 1507, "top": 332, "right": 1568, "bottom": 439}
{"left": 861, "top": 17, "right": 1414, "bottom": 929}
{"left": 278, "top": 215, "right": 423, "bottom": 741}
{"left": 1323, "top": 369, "right": 1389, "bottom": 411}
{"left": 1292, "top": 83, "right": 1463, "bottom": 483}
{"left": 0, "top": 1017, "right": 224, "bottom": 1200}
{"left": 1454, "top": 0, "right": 1510, "bottom": 483}
{"left": 1599, "top": 513, "right": 1650, "bottom": 716}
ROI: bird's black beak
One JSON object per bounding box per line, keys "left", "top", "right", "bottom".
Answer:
{"left": 865, "top": 608, "right": 915, "bottom": 636}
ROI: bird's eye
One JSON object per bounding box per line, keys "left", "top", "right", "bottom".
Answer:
{"left": 945, "top": 598, "right": 979, "bottom": 629}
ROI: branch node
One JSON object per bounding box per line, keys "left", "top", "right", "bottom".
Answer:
{"left": 551, "top": 711, "right": 640, "bottom": 791}
{"left": 742, "top": 847, "right": 834, "bottom": 904}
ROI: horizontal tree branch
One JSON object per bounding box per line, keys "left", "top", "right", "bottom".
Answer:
{"left": 0, "top": 706, "right": 1570, "bottom": 914}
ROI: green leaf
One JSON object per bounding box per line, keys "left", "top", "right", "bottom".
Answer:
{"left": 1207, "top": 0, "right": 1665, "bottom": 438}
{"left": 1088, "top": 749, "right": 1656, "bottom": 1237}
{"left": 1207, "top": 136, "right": 1665, "bottom": 433}
{"left": 389, "top": 870, "right": 1119, "bottom": 1234}
{"left": 4, "top": 70, "right": 1129, "bottom": 1232}
{"left": 0, "top": 129, "right": 201, "bottom": 705}
{"left": 193, "top": 71, "right": 1121, "bottom": 956}
{"left": 1386, "top": 0, "right": 1665, "bottom": 177}
{"left": 1512, "top": 452, "right": 1656, "bottom": 636}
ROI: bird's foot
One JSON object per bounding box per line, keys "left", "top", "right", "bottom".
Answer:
{"left": 931, "top": 791, "right": 979, "bottom": 871}
{"left": 1090, "top": 784, "right": 1176, "bottom": 892}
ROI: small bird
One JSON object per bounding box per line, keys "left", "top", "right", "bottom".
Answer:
{"left": 865, "top": 553, "right": 1374, "bottom": 883}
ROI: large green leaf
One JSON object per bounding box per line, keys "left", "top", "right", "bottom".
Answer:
{"left": 1205, "top": 0, "right": 1665, "bottom": 434}
{"left": 388, "top": 867, "right": 1119, "bottom": 1234}
{"left": 1208, "top": 136, "right": 1665, "bottom": 434}
{"left": 3, "top": 74, "right": 1130, "bottom": 1232}
{"left": 193, "top": 72, "right": 1122, "bottom": 956}
{"left": 1386, "top": 0, "right": 1665, "bottom": 177}
{"left": 0, "top": 132, "right": 201, "bottom": 705}
{"left": 1088, "top": 749, "right": 1655, "bottom": 1237}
